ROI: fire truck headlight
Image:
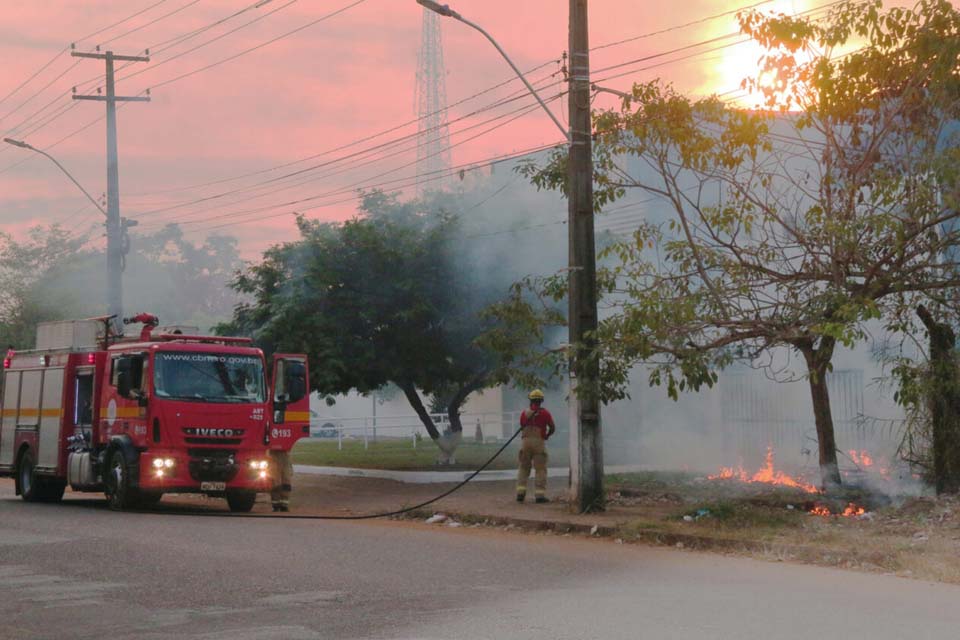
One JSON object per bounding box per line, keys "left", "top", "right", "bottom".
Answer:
{"left": 259, "top": 470, "right": 268, "bottom": 479}
{"left": 163, "top": 458, "right": 175, "bottom": 468}
{"left": 155, "top": 469, "right": 165, "bottom": 478}
{"left": 152, "top": 458, "right": 165, "bottom": 469}
{"left": 249, "top": 460, "right": 269, "bottom": 470}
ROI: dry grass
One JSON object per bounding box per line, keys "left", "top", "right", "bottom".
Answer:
{"left": 607, "top": 473, "right": 960, "bottom": 584}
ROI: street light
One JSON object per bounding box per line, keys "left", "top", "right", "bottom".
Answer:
{"left": 417, "top": 0, "right": 569, "bottom": 141}
{"left": 3, "top": 137, "right": 107, "bottom": 217}
{"left": 418, "top": 0, "right": 603, "bottom": 512}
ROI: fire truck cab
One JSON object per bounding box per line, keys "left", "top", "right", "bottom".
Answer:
{"left": 0, "top": 315, "right": 309, "bottom": 512}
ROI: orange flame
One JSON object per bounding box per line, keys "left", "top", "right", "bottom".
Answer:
{"left": 708, "top": 448, "right": 819, "bottom": 494}
{"left": 809, "top": 502, "right": 867, "bottom": 517}
{"left": 841, "top": 503, "right": 866, "bottom": 517}
{"left": 849, "top": 450, "right": 874, "bottom": 467}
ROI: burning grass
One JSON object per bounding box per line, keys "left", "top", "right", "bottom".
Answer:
{"left": 607, "top": 471, "right": 960, "bottom": 584}
{"left": 707, "top": 447, "right": 819, "bottom": 494}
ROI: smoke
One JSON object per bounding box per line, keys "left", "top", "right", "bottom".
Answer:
{"left": 0, "top": 223, "right": 242, "bottom": 346}
{"left": 416, "top": 152, "right": 922, "bottom": 497}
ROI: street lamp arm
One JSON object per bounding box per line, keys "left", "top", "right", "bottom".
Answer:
{"left": 3, "top": 137, "right": 107, "bottom": 218}
{"left": 454, "top": 15, "right": 570, "bottom": 141}
{"left": 416, "top": 1, "right": 570, "bottom": 141}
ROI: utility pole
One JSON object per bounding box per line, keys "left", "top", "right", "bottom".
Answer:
{"left": 71, "top": 49, "right": 150, "bottom": 330}
{"left": 567, "top": 0, "right": 604, "bottom": 512}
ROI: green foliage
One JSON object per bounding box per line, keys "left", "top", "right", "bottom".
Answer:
{"left": 220, "top": 189, "right": 551, "bottom": 436}
{"left": 0, "top": 225, "right": 88, "bottom": 348}
{"left": 503, "top": 0, "right": 960, "bottom": 412}
{"left": 0, "top": 223, "right": 239, "bottom": 348}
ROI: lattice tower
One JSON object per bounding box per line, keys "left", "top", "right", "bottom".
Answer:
{"left": 415, "top": 7, "right": 451, "bottom": 194}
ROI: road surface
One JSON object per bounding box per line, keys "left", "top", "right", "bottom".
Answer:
{"left": 1, "top": 487, "right": 959, "bottom": 639}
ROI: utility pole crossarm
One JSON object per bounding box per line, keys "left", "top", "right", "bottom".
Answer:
{"left": 72, "top": 95, "right": 151, "bottom": 102}
{"left": 71, "top": 51, "right": 150, "bottom": 62}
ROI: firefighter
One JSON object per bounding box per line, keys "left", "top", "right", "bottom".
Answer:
{"left": 516, "top": 389, "right": 555, "bottom": 503}
{"left": 269, "top": 449, "right": 293, "bottom": 512}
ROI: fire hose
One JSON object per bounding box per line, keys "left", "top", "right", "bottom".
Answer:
{"left": 139, "top": 427, "right": 524, "bottom": 520}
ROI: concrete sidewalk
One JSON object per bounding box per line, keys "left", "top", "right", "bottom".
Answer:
{"left": 294, "top": 463, "right": 644, "bottom": 484}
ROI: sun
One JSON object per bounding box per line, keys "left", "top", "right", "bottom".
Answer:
{"left": 710, "top": 0, "right": 815, "bottom": 108}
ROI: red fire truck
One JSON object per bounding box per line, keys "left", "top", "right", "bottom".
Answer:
{"left": 0, "top": 314, "right": 310, "bottom": 512}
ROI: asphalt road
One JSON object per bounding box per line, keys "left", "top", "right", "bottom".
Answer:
{"left": 2, "top": 487, "right": 960, "bottom": 640}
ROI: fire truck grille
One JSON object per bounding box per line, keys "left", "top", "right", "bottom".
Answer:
{"left": 185, "top": 437, "right": 243, "bottom": 446}
{"left": 187, "top": 449, "right": 239, "bottom": 482}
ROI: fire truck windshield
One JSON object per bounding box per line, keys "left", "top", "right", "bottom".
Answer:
{"left": 153, "top": 352, "right": 265, "bottom": 403}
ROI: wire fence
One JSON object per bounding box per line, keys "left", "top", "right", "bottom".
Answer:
{"left": 306, "top": 410, "right": 523, "bottom": 450}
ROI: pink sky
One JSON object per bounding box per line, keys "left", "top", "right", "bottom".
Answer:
{"left": 0, "top": 0, "right": 922, "bottom": 256}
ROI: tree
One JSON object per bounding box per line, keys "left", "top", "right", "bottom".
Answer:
{"left": 511, "top": 0, "right": 960, "bottom": 489}
{"left": 0, "top": 223, "right": 242, "bottom": 348}
{"left": 221, "top": 190, "right": 545, "bottom": 459}
{"left": 0, "top": 225, "right": 90, "bottom": 348}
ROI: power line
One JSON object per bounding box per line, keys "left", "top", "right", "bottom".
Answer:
{"left": 186, "top": 141, "right": 565, "bottom": 234}
{"left": 125, "top": 59, "right": 560, "bottom": 199}
{"left": 0, "top": 0, "right": 289, "bottom": 145}
{"left": 135, "top": 73, "right": 560, "bottom": 220}
{"left": 98, "top": 0, "right": 203, "bottom": 50}
{"left": 118, "top": 0, "right": 303, "bottom": 86}
{"left": 591, "top": 0, "right": 775, "bottom": 52}
{"left": 139, "top": 97, "right": 563, "bottom": 230}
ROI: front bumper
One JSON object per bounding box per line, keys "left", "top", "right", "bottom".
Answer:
{"left": 138, "top": 450, "right": 273, "bottom": 491}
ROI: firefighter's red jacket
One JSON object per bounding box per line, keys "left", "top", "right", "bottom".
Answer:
{"left": 520, "top": 405, "right": 556, "bottom": 440}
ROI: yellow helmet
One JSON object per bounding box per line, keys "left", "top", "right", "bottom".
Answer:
{"left": 528, "top": 389, "right": 545, "bottom": 401}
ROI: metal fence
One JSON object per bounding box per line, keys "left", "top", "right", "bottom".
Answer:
{"left": 719, "top": 369, "right": 867, "bottom": 469}
{"left": 306, "top": 410, "right": 523, "bottom": 450}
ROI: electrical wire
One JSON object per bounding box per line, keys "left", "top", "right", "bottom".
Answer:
{"left": 133, "top": 72, "right": 561, "bottom": 220}
{"left": 140, "top": 102, "right": 564, "bottom": 231}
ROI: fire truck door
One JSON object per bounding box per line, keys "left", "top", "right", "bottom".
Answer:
{"left": 269, "top": 354, "right": 310, "bottom": 451}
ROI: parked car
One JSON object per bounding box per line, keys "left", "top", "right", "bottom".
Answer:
{"left": 309, "top": 411, "right": 338, "bottom": 438}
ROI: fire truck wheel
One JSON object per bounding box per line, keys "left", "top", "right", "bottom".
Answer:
{"left": 17, "top": 450, "right": 39, "bottom": 502}
{"left": 225, "top": 489, "right": 257, "bottom": 513}
{"left": 105, "top": 449, "right": 138, "bottom": 511}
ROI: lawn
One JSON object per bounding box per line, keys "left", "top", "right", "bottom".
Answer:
{"left": 292, "top": 437, "right": 570, "bottom": 471}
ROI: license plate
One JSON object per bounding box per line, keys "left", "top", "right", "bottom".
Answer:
{"left": 200, "top": 481, "right": 226, "bottom": 492}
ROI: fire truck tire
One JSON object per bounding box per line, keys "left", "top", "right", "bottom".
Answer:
{"left": 17, "top": 450, "right": 38, "bottom": 501}
{"left": 16, "top": 451, "right": 65, "bottom": 503}
{"left": 225, "top": 489, "right": 257, "bottom": 513}
{"left": 104, "top": 448, "right": 139, "bottom": 511}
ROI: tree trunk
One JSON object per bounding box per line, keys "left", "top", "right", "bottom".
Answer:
{"left": 437, "top": 375, "right": 489, "bottom": 465}
{"left": 917, "top": 304, "right": 960, "bottom": 495}
{"left": 398, "top": 381, "right": 441, "bottom": 441}
{"left": 798, "top": 338, "right": 842, "bottom": 491}
{"left": 445, "top": 373, "right": 489, "bottom": 434}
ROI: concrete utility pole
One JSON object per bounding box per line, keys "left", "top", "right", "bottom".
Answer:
{"left": 71, "top": 49, "right": 150, "bottom": 330}
{"left": 417, "top": 0, "right": 602, "bottom": 512}
{"left": 567, "top": 0, "right": 604, "bottom": 512}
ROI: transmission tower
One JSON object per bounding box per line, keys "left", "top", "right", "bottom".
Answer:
{"left": 415, "top": 7, "right": 451, "bottom": 194}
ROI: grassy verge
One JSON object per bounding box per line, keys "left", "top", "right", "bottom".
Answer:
{"left": 603, "top": 472, "right": 960, "bottom": 583}
{"left": 292, "top": 438, "right": 570, "bottom": 471}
